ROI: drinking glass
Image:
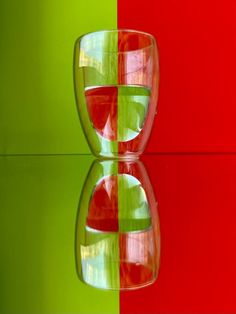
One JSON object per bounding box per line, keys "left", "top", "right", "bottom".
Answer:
{"left": 75, "top": 159, "right": 160, "bottom": 290}
{"left": 74, "top": 29, "right": 159, "bottom": 158}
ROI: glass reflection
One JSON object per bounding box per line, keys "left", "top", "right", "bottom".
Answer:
{"left": 75, "top": 159, "right": 160, "bottom": 290}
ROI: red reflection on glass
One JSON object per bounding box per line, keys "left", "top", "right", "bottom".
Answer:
{"left": 119, "top": 231, "right": 155, "bottom": 289}
{"left": 85, "top": 86, "right": 118, "bottom": 141}
{"left": 87, "top": 175, "right": 118, "bottom": 232}
{"left": 117, "top": 30, "right": 158, "bottom": 155}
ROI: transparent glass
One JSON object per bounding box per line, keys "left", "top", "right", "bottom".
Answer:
{"left": 74, "top": 29, "right": 159, "bottom": 159}
{"left": 75, "top": 159, "right": 161, "bottom": 290}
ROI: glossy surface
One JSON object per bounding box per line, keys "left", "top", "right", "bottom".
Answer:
{"left": 0, "top": 156, "right": 119, "bottom": 314}
{"left": 75, "top": 160, "right": 160, "bottom": 290}
{"left": 1, "top": 154, "right": 236, "bottom": 313}
{"left": 121, "top": 154, "right": 236, "bottom": 314}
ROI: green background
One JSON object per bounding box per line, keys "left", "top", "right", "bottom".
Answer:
{"left": 0, "top": 0, "right": 116, "bottom": 154}
{"left": 0, "top": 155, "right": 119, "bottom": 314}
{"left": 0, "top": 0, "right": 119, "bottom": 312}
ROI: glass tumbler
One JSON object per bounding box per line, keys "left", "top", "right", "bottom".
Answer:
{"left": 75, "top": 159, "right": 161, "bottom": 290}
{"left": 74, "top": 29, "right": 159, "bottom": 158}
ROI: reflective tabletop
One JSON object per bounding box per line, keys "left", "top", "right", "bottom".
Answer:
{"left": 1, "top": 154, "right": 236, "bottom": 314}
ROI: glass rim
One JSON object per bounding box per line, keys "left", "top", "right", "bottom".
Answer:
{"left": 75, "top": 28, "right": 157, "bottom": 54}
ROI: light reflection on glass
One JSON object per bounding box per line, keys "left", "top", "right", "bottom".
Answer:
{"left": 75, "top": 159, "right": 160, "bottom": 290}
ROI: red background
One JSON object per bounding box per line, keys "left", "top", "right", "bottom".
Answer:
{"left": 121, "top": 154, "right": 236, "bottom": 313}
{"left": 118, "top": 0, "right": 236, "bottom": 153}
{"left": 118, "top": 0, "right": 236, "bottom": 312}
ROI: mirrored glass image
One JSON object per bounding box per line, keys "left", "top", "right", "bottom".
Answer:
{"left": 75, "top": 159, "right": 161, "bottom": 290}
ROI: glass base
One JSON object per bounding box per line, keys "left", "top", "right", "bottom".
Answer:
{"left": 94, "top": 152, "right": 141, "bottom": 161}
